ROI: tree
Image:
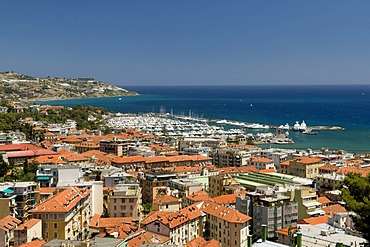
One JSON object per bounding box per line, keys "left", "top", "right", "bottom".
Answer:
{"left": 340, "top": 172, "right": 370, "bottom": 244}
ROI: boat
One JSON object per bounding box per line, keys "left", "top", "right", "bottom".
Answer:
{"left": 293, "top": 121, "right": 300, "bottom": 131}
{"left": 118, "top": 98, "right": 122, "bottom": 101}
{"left": 303, "top": 128, "right": 318, "bottom": 135}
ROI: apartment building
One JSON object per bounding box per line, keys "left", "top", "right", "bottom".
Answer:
{"left": 99, "top": 138, "right": 132, "bottom": 156}
{"left": 10, "top": 182, "right": 40, "bottom": 222}
{"left": 108, "top": 184, "right": 141, "bottom": 217}
{"left": 0, "top": 215, "right": 21, "bottom": 247}
{"left": 140, "top": 170, "right": 176, "bottom": 204}
{"left": 14, "top": 219, "right": 42, "bottom": 247}
{"left": 201, "top": 201, "right": 251, "bottom": 247}
{"left": 0, "top": 185, "right": 17, "bottom": 219}
{"left": 153, "top": 194, "right": 181, "bottom": 212}
{"left": 315, "top": 173, "right": 345, "bottom": 196}
{"left": 289, "top": 157, "right": 325, "bottom": 178}
{"left": 30, "top": 187, "right": 91, "bottom": 241}
{"left": 246, "top": 156, "right": 275, "bottom": 170}
{"left": 236, "top": 189, "right": 298, "bottom": 239}
{"left": 143, "top": 205, "right": 204, "bottom": 246}
{"left": 212, "top": 149, "right": 252, "bottom": 167}
{"left": 208, "top": 174, "right": 239, "bottom": 197}
{"left": 285, "top": 187, "right": 323, "bottom": 220}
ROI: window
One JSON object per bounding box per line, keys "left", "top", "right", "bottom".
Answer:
{"left": 121, "top": 198, "right": 125, "bottom": 203}
{"left": 54, "top": 223, "right": 58, "bottom": 228}
{"left": 54, "top": 232, "right": 58, "bottom": 238}
{"left": 44, "top": 223, "right": 48, "bottom": 229}
{"left": 166, "top": 204, "right": 169, "bottom": 209}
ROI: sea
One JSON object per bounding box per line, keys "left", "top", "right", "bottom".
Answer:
{"left": 39, "top": 85, "right": 370, "bottom": 153}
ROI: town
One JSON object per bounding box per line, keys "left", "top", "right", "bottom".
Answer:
{"left": 0, "top": 102, "right": 368, "bottom": 247}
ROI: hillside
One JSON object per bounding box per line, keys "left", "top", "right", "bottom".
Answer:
{"left": 0, "top": 71, "right": 137, "bottom": 101}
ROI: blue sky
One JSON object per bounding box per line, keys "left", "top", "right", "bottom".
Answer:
{"left": 1, "top": 1, "right": 370, "bottom": 85}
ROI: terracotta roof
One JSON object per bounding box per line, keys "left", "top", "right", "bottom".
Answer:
{"left": 112, "top": 156, "right": 146, "bottom": 164}
{"left": 211, "top": 194, "right": 237, "bottom": 205}
{"left": 186, "top": 190, "right": 211, "bottom": 202}
{"left": 30, "top": 155, "right": 67, "bottom": 164}
{"left": 319, "top": 164, "right": 339, "bottom": 171}
{"left": 7, "top": 149, "right": 57, "bottom": 159}
{"left": 322, "top": 204, "right": 347, "bottom": 216}
{"left": 189, "top": 155, "right": 213, "bottom": 162}
{"left": 201, "top": 201, "right": 251, "bottom": 223}
{"left": 162, "top": 165, "right": 216, "bottom": 174}
{"left": 259, "top": 168, "right": 276, "bottom": 173}
{"left": 127, "top": 231, "right": 170, "bottom": 247}
{"left": 155, "top": 205, "right": 203, "bottom": 229}
{"left": 140, "top": 211, "right": 172, "bottom": 226}
{"left": 59, "top": 149, "right": 89, "bottom": 162}
{"left": 19, "top": 239, "right": 46, "bottom": 247}
{"left": 249, "top": 156, "right": 274, "bottom": 163}
{"left": 15, "top": 219, "right": 41, "bottom": 230}
{"left": 153, "top": 194, "right": 180, "bottom": 205}
{"left": 187, "top": 237, "right": 222, "bottom": 247}
{"left": 218, "top": 166, "right": 258, "bottom": 175}
{"left": 62, "top": 135, "right": 83, "bottom": 143}
{"left": 0, "top": 215, "right": 21, "bottom": 232}
{"left": 150, "top": 144, "right": 176, "bottom": 152}
{"left": 317, "top": 196, "right": 331, "bottom": 205}
{"left": 44, "top": 132, "right": 55, "bottom": 137}
{"left": 39, "top": 187, "right": 56, "bottom": 195}
{"left": 293, "top": 157, "right": 323, "bottom": 164}
{"left": 144, "top": 156, "right": 169, "bottom": 164}
{"left": 0, "top": 144, "right": 42, "bottom": 152}
{"left": 275, "top": 226, "right": 297, "bottom": 236}
{"left": 280, "top": 160, "right": 291, "bottom": 166}
{"left": 299, "top": 215, "right": 329, "bottom": 225}
{"left": 96, "top": 216, "right": 139, "bottom": 228}
{"left": 80, "top": 150, "right": 107, "bottom": 157}
{"left": 30, "top": 187, "right": 90, "bottom": 213}
{"left": 166, "top": 155, "right": 193, "bottom": 163}
{"left": 32, "top": 126, "right": 44, "bottom": 131}
{"left": 337, "top": 166, "right": 370, "bottom": 177}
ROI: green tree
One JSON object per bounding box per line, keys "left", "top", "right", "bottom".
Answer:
{"left": 340, "top": 172, "right": 370, "bottom": 243}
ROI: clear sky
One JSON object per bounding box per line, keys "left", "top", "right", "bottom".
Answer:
{"left": 1, "top": 1, "right": 370, "bottom": 86}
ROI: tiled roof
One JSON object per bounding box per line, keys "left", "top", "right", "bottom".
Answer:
{"left": 155, "top": 205, "right": 203, "bottom": 229}
{"left": 162, "top": 165, "right": 216, "bottom": 174}
{"left": 30, "top": 155, "right": 67, "bottom": 164}
{"left": 127, "top": 231, "right": 170, "bottom": 247}
{"left": 293, "top": 157, "right": 323, "bottom": 164}
{"left": 211, "top": 194, "right": 237, "bottom": 205}
{"left": 15, "top": 219, "right": 41, "bottom": 230}
{"left": 0, "top": 144, "right": 41, "bottom": 152}
{"left": 249, "top": 156, "right": 274, "bottom": 163}
{"left": 39, "top": 187, "right": 56, "bottom": 195}
{"left": 186, "top": 190, "right": 211, "bottom": 202}
{"left": 62, "top": 135, "right": 83, "bottom": 143}
{"left": 218, "top": 166, "right": 258, "bottom": 175}
{"left": 59, "top": 149, "right": 89, "bottom": 162}
{"left": 144, "top": 156, "right": 169, "bottom": 164}
{"left": 201, "top": 201, "right": 251, "bottom": 223}
{"left": 337, "top": 166, "right": 370, "bottom": 177}
{"left": 140, "top": 211, "right": 172, "bottom": 226}
{"left": 322, "top": 204, "right": 347, "bottom": 216}
{"left": 299, "top": 215, "right": 329, "bottom": 225}
{"left": 0, "top": 215, "right": 21, "bottom": 232}
{"left": 187, "top": 237, "right": 221, "bottom": 247}
{"left": 275, "top": 226, "right": 297, "bottom": 236}
{"left": 150, "top": 144, "right": 175, "bottom": 152}
{"left": 30, "top": 187, "right": 90, "bottom": 213}
{"left": 19, "top": 239, "right": 46, "bottom": 247}
{"left": 80, "top": 150, "right": 107, "bottom": 157}
{"left": 153, "top": 194, "right": 180, "bottom": 205}
{"left": 280, "top": 160, "right": 291, "bottom": 166}
{"left": 189, "top": 155, "right": 213, "bottom": 162}
{"left": 319, "top": 164, "right": 339, "bottom": 171}
{"left": 166, "top": 155, "right": 193, "bottom": 163}
{"left": 44, "top": 132, "right": 56, "bottom": 137}
{"left": 112, "top": 156, "right": 146, "bottom": 164}
{"left": 98, "top": 217, "right": 139, "bottom": 228}
{"left": 7, "top": 149, "right": 57, "bottom": 158}
{"left": 317, "top": 196, "right": 331, "bottom": 205}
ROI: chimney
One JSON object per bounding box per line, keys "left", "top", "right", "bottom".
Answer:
{"left": 247, "top": 235, "right": 253, "bottom": 247}
{"left": 261, "top": 224, "right": 267, "bottom": 241}
{"left": 296, "top": 228, "right": 302, "bottom": 247}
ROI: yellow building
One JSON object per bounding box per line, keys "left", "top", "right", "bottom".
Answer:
{"left": 289, "top": 157, "right": 324, "bottom": 178}
{"left": 200, "top": 201, "right": 251, "bottom": 247}
{"left": 30, "top": 187, "right": 91, "bottom": 241}
{"left": 208, "top": 174, "right": 239, "bottom": 197}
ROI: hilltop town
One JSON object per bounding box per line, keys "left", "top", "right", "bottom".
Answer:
{"left": 0, "top": 71, "right": 137, "bottom": 101}
{"left": 0, "top": 102, "right": 368, "bottom": 247}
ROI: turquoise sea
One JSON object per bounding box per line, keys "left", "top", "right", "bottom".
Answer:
{"left": 39, "top": 85, "right": 370, "bottom": 153}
